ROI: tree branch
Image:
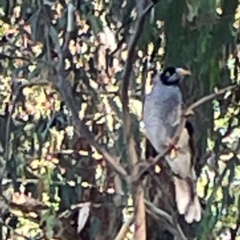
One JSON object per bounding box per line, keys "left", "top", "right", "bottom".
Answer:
{"left": 186, "top": 84, "right": 239, "bottom": 113}
{"left": 145, "top": 200, "right": 187, "bottom": 240}
{"left": 121, "top": 2, "right": 154, "bottom": 117}
{"left": 113, "top": 216, "right": 134, "bottom": 240}
{"left": 121, "top": 2, "right": 155, "bottom": 161}
{"left": 52, "top": 3, "right": 128, "bottom": 178}
{"left": 120, "top": 2, "right": 156, "bottom": 240}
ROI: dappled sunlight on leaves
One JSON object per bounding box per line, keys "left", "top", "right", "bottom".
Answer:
{"left": 0, "top": 0, "right": 240, "bottom": 239}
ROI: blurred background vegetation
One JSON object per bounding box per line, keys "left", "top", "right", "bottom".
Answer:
{"left": 0, "top": 0, "right": 240, "bottom": 239}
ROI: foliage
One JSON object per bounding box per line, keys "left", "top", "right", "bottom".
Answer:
{"left": 0, "top": 0, "right": 239, "bottom": 240}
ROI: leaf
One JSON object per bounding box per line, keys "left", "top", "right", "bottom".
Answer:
{"left": 77, "top": 202, "right": 91, "bottom": 233}
{"left": 59, "top": 185, "right": 74, "bottom": 209}
{"left": 49, "top": 25, "right": 61, "bottom": 52}
{"left": 186, "top": 0, "right": 200, "bottom": 22}
{"left": 36, "top": 118, "right": 50, "bottom": 143}
{"left": 138, "top": 20, "right": 156, "bottom": 52}
{"left": 43, "top": 213, "right": 57, "bottom": 239}
{"left": 108, "top": 96, "right": 122, "bottom": 118}
{"left": 75, "top": 176, "right": 82, "bottom": 201}
{"left": 56, "top": 14, "right": 67, "bottom": 32}
{"left": 28, "top": 9, "right": 42, "bottom": 42}
{"left": 89, "top": 217, "right": 101, "bottom": 240}
{"left": 23, "top": 123, "right": 35, "bottom": 132}
{"left": 87, "top": 14, "right": 103, "bottom": 36}
{"left": 237, "top": 194, "right": 240, "bottom": 219}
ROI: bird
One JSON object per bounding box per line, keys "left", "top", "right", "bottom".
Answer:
{"left": 143, "top": 66, "right": 201, "bottom": 223}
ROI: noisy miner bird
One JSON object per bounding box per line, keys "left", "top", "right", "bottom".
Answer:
{"left": 143, "top": 66, "right": 201, "bottom": 223}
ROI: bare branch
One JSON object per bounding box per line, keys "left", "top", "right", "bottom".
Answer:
{"left": 186, "top": 84, "right": 239, "bottom": 113}
{"left": 145, "top": 200, "right": 187, "bottom": 240}
{"left": 113, "top": 216, "right": 134, "bottom": 240}
{"left": 55, "top": 76, "right": 128, "bottom": 178}
{"left": 120, "top": 0, "right": 156, "bottom": 181}
{"left": 120, "top": 2, "right": 156, "bottom": 240}
{"left": 121, "top": 2, "right": 155, "bottom": 117}
{"left": 4, "top": 78, "right": 49, "bottom": 171}
{"left": 47, "top": 2, "right": 128, "bottom": 178}
{"left": 120, "top": 1, "right": 157, "bottom": 175}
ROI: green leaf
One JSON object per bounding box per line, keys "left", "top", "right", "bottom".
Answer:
{"left": 41, "top": 212, "right": 57, "bottom": 239}
{"left": 28, "top": 8, "right": 42, "bottom": 42}
{"left": 87, "top": 14, "right": 103, "bottom": 35}
{"left": 108, "top": 97, "right": 122, "bottom": 118}
{"left": 49, "top": 25, "right": 61, "bottom": 52}
{"left": 90, "top": 217, "right": 101, "bottom": 240}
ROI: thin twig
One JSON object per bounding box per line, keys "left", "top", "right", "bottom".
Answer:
{"left": 146, "top": 208, "right": 181, "bottom": 238}
{"left": 141, "top": 58, "right": 149, "bottom": 120}
{"left": 186, "top": 84, "right": 238, "bottom": 113}
{"left": 135, "top": 116, "right": 186, "bottom": 182}
{"left": 0, "top": 53, "right": 55, "bottom": 68}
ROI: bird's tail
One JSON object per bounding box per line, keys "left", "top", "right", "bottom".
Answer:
{"left": 173, "top": 176, "right": 201, "bottom": 223}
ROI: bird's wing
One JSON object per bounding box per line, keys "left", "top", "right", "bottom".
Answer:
{"left": 143, "top": 93, "right": 168, "bottom": 153}
{"left": 166, "top": 128, "right": 192, "bottom": 178}
{"left": 163, "top": 90, "right": 182, "bottom": 137}
{"left": 167, "top": 124, "right": 201, "bottom": 223}
{"left": 143, "top": 89, "right": 182, "bottom": 152}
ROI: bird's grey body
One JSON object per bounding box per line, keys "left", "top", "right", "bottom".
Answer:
{"left": 143, "top": 72, "right": 182, "bottom": 153}
{"left": 143, "top": 69, "right": 201, "bottom": 223}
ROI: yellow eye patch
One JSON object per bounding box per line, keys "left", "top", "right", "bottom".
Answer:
{"left": 165, "top": 72, "right": 171, "bottom": 77}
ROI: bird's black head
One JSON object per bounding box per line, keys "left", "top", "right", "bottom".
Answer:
{"left": 160, "top": 66, "right": 191, "bottom": 86}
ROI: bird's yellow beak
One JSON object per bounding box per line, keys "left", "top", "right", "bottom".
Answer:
{"left": 176, "top": 68, "right": 191, "bottom": 77}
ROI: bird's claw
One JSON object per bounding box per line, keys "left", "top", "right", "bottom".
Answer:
{"left": 165, "top": 139, "right": 179, "bottom": 159}
{"left": 169, "top": 148, "right": 179, "bottom": 159}
{"left": 184, "top": 109, "right": 194, "bottom": 117}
